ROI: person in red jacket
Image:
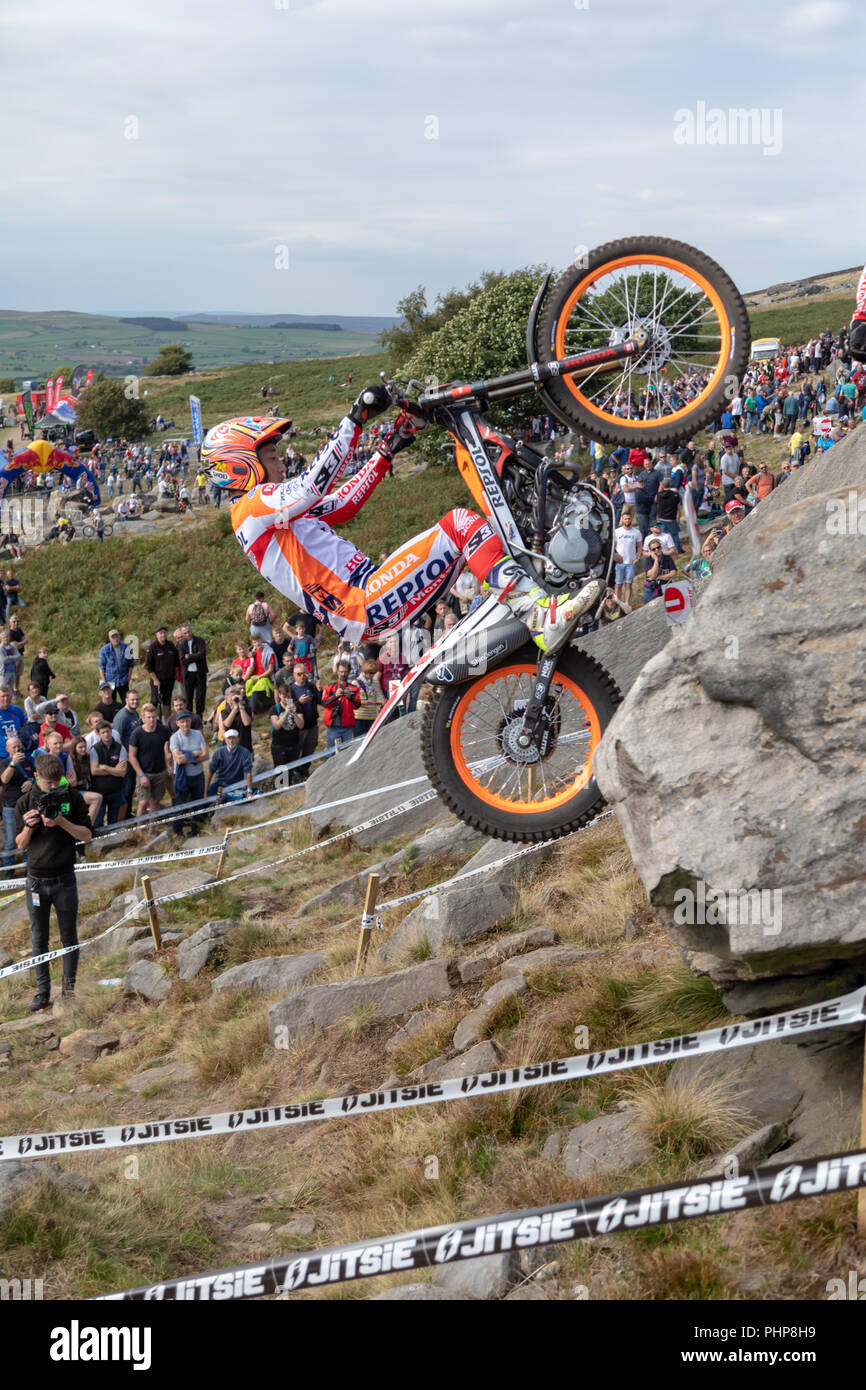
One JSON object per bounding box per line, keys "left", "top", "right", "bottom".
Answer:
{"left": 321, "top": 660, "right": 361, "bottom": 756}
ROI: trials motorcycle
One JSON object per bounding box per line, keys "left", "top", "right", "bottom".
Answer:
{"left": 348, "top": 236, "right": 750, "bottom": 842}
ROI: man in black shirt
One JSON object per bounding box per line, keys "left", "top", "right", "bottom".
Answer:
{"left": 93, "top": 682, "right": 122, "bottom": 723}
{"left": 288, "top": 663, "right": 321, "bottom": 774}
{"left": 145, "top": 625, "right": 180, "bottom": 718}
{"left": 654, "top": 479, "right": 683, "bottom": 553}
{"left": 178, "top": 623, "right": 208, "bottom": 716}
{"left": 14, "top": 753, "right": 92, "bottom": 1011}
{"left": 128, "top": 702, "right": 172, "bottom": 816}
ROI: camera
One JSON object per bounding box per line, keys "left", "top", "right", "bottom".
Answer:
{"left": 34, "top": 789, "right": 69, "bottom": 820}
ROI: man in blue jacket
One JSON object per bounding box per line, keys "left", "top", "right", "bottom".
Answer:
{"left": 97, "top": 629, "right": 136, "bottom": 703}
{"left": 205, "top": 727, "right": 253, "bottom": 801}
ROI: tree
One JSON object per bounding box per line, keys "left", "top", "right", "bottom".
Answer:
{"left": 0, "top": 378, "right": 15, "bottom": 393}
{"left": 75, "top": 378, "right": 150, "bottom": 440}
{"left": 144, "top": 344, "right": 194, "bottom": 377}
{"left": 380, "top": 271, "right": 509, "bottom": 367}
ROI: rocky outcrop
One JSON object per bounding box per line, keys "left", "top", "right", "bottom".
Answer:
{"left": 123, "top": 959, "right": 171, "bottom": 1003}
{"left": 176, "top": 920, "right": 238, "bottom": 980}
{"left": 452, "top": 976, "right": 527, "bottom": 1051}
{"left": 268, "top": 958, "right": 457, "bottom": 1046}
{"left": 379, "top": 882, "right": 518, "bottom": 966}
{"left": 595, "top": 431, "right": 866, "bottom": 1012}
{"left": 212, "top": 951, "right": 326, "bottom": 996}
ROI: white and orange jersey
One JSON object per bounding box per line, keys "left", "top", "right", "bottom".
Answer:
{"left": 231, "top": 413, "right": 507, "bottom": 644}
{"left": 231, "top": 417, "right": 385, "bottom": 642}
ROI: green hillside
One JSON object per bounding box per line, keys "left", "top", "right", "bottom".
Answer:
{"left": 748, "top": 292, "right": 855, "bottom": 345}
{"left": 0, "top": 310, "right": 384, "bottom": 382}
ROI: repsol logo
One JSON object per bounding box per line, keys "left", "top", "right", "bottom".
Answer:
{"left": 366, "top": 552, "right": 455, "bottom": 625}
{"left": 367, "top": 553, "right": 421, "bottom": 595}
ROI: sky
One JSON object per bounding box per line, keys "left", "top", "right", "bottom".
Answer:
{"left": 1, "top": 0, "right": 864, "bottom": 316}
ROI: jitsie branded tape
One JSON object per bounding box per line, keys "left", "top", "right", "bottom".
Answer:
{"left": 5, "top": 987, "right": 863, "bottom": 1162}
{"left": 97, "top": 1145, "right": 866, "bottom": 1300}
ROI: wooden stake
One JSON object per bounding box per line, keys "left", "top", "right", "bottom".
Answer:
{"left": 215, "top": 839, "right": 228, "bottom": 881}
{"left": 858, "top": 1026, "right": 866, "bottom": 1239}
{"left": 353, "top": 873, "right": 380, "bottom": 977}
{"left": 140, "top": 875, "right": 162, "bottom": 951}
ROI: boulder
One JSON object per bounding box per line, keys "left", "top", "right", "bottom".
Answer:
{"left": 458, "top": 927, "right": 558, "bottom": 984}
{"left": 378, "top": 820, "right": 487, "bottom": 876}
{"left": 273, "top": 1215, "right": 317, "bottom": 1239}
{"left": 212, "top": 951, "right": 326, "bottom": 996}
{"left": 499, "top": 945, "right": 589, "bottom": 978}
{"left": 700, "top": 1121, "right": 788, "bottom": 1178}
{"left": 432, "top": 1251, "right": 521, "bottom": 1300}
{"left": 123, "top": 959, "right": 171, "bottom": 1003}
{"left": 561, "top": 1111, "right": 652, "bottom": 1180}
{"left": 127, "top": 930, "right": 183, "bottom": 962}
{"left": 268, "top": 958, "right": 457, "bottom": 1046}
{"left": 379, "top": 883, "right": 518, "bottom": 966}
{"left": 414, "top": 1040, "right": 502, "bottom": 1083}
{"left": 176, "top": 920, "right": 238, "bottom": 980}
{"left": 668, "top": 1034, "right": 862, "bottom": 1161}
{"left": 595, "top": 434, "right": 866, "bottom": 1011}
{"left": 303, "top": 710, "right": 448, "bottom": 846}
{"left": 57, "top": 1030, "right": 119, "bottom": 1061}
{"left": 125, "top": 1061, "right": 195, "bottom": 1092}
{"left": 0, "top": 1160, "right": 97, "bottom": 1214}
{"left": 452, "top": 976, "right": 527, "bottom": 1052}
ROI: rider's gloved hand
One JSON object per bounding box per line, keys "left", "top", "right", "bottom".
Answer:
{"left": 849, "top": 317, "right": 866, "bottom": 363}
{"left": 348, "top": 385, "right": 391, "bottom": 426}
{"left": 378, "top": 410, "right": 425, "bottom": 460}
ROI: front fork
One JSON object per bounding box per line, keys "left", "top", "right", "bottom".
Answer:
{"left": 514, "top": 641, "right": 572, "bottom": 752}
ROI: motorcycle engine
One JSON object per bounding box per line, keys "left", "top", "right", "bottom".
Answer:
{"left": 543, "top": 486, "right": 613, "bottom": 591}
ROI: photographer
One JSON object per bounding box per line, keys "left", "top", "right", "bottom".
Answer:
{"left": 216, "top": 683, "right": 253, "bottom": 751}
{"left": 14, "top": 752, "right": 91, "bottom": 1012}
{"left": 322, "top": 661, "right": 361, "bottom": 756}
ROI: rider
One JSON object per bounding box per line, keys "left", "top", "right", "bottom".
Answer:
{"left": 201, "top": 389, "right": 603, "bottom": 656}
{"left": 850, "top": 263, "right": 866, "bottom": 361}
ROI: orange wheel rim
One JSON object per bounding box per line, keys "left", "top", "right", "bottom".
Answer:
{"left": 449, "top": 663, "right": 601, "bottom": 814}
{"left": 553, "top": 254, "right": 732, "bottom": 431}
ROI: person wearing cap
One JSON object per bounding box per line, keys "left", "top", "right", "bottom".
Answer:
{"left": 97, "top": 629, "right": 135, "bottom": 703}
{"left": 35, "top": 691, "right": 80, "bottom": 739}
{"left": 169, "top": 710, "right": 208, "bottom": 836}
{"left": 206, "top": 726, "right": 253, "bottom": 802}
{"left": 723, "top": 498, "right": 746, "bottom": 531}
{"left": 37, "top": 703, "right": 72, "bottom": 747}
{"left": 92, "top": 682, "right": 122, "bottom": 724}
{"left": 144, "top": 625, "right": 180, "bottom": 718}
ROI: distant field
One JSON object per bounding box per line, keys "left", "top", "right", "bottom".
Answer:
{"left": 747, "top": 291, "right": 855, "bottom": 345}
{"left": 0, "top": 309, "right": 385, "bottom": 381}
{"left": 140, "top": 352, "right": 390, "bottom": 438}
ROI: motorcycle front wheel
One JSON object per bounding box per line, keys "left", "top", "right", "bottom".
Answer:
{"left": 534, "top": 235, "right": 751, "bottom": 449}
{"left": 421, "top": 644, "right": 620, "bottom": 843}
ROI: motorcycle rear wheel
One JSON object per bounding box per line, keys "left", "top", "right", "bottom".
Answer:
{"left": 534, "top": 235, "right": 751, "bottom": 449}
{"left": 421, "top": 644, "right": 620, "bottom": 843}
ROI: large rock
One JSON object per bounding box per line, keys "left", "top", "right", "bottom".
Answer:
{"left": 379, "top": 883, "right": 518, "bottom": 966}
{"left": 432, "top": 1251, "right": 521, "bottom": 1300}
{"left": 303, "top": 711, "right": 448, "bottom": 846}
{"left": 458, "top": 927, "right": 558, "bottom": 984}
{"left": 268, "top": 958, "right": 457, "bottom": 1046}
{"left": 212, "top": 951, "right": 326, "bottom": 996}
{"left": 595, "top": 433, "right": 866, "bottom": 1010}
{"left": 0, "top": 1160, "right": 98, "bottom": 1214}
{"left": 452, "top": 976, "right": 527, "bottom": 1051}
{"left": 123, "top": 959, "right": 171, "bottom": 1003}
{"left": 414, "top": 1040, "right": 502, "bottom": 1083}
{"left": 561, "top": 1111, "right": 652, "bottom": 1180}
{"left": 58, "top": 1030, "right": 119, "bottom": 1061}
{"left": 176, "top": 920, "right": 238, "bottom": 980}
{"left": 378, "top": 820, "right": 487, "bottom": 875}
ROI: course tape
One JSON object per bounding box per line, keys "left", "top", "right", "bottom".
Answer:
{"left": 222, "top": 774, "right": 430, "bottom": 840}
{"left": 0, "top": 788, "right": 439, "bottom": 983}
{"left": 4, "top": 986, "right": 863, "bottom": 1162}
{"left": 0, "top": 899, "right": 144, "bottom": 982}
{"left": 97, "top": 1145, "right": 866, "bottom": 1300}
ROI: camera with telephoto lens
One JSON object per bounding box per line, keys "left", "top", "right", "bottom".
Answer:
{"left": 34, "top": 789, "right": 69, "bottom": 820}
